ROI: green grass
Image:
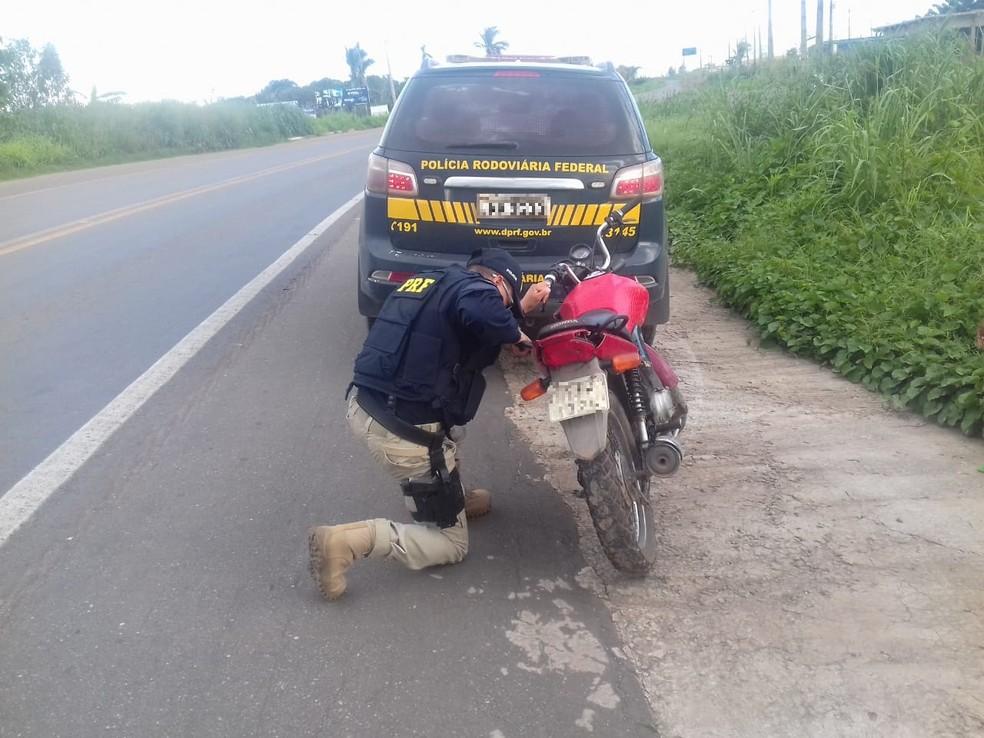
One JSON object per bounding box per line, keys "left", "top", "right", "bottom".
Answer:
{"left": 629, "top": 77, "right": 668, "bottom": 94}
{"left": 0, "top": 102, "right": 386, "bottom": 180}
{"left": 312, "top": 112, "right": 387, "bottom": 134}
{"left": 643, "top": 34, "right": 984, "bottom": 435}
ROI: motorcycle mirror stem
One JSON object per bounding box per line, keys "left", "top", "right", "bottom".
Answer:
{"left": 594, "top": 197, "right": 645, "bottom": 271}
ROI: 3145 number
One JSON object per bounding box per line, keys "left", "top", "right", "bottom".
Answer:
{"left": 604, "top": 225, "right": 637, "bottom": 238}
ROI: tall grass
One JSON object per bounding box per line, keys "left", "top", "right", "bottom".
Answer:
{"left": 312, "top": 112, "right": 387, "bottom": 134}
{"left": 0, "top": 101, "right": 384, "bottom": 178}
{"left": 643, "top": 34, "right": 984, "bottom": 435}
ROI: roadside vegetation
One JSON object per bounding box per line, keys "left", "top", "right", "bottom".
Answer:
{"left": 0, "top": 37, "right": 389, "bottom": 180}
{"left": 0, "top": 102, "right": 317, "bottom": 177}
{"left": 0, "top": 101, "right": 387, "bottom": 180}
{"left": 312, "top": 112, "right": 387, "bottom": 134}
{"left": 642, "top": 35, "right": 984, "bottom": 435}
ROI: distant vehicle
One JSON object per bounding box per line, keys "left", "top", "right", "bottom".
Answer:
{"left": 357, "top": 56, "right": 670, "bottom": 342}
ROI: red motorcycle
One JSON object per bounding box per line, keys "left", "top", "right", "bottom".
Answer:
{"left": 520, "top": 202, "right": 687, "bottom": 574}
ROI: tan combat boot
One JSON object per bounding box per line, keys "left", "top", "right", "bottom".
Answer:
{"left": 465, "top": 488, "right": 491, "bottom": 519}
{"left": 307, "top": 522, "right": 375, "bottom": 600}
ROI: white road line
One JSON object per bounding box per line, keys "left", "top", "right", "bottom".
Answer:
{"left": 0, "top": 192, "right": 364, "bottom": 548}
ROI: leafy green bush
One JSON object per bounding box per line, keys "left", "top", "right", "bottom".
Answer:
{"left": 643, "top": 34, "right": 984, "bottom": 435}
{"left": 0, "top": 135, "right": 73, "bottom": 169}
{"left": 0, "top": 100, "right": 317, "bottom": 177}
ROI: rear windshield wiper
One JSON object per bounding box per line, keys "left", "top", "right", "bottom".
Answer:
{"left": 446, "top": 141, "right": 519, "bottom": 150}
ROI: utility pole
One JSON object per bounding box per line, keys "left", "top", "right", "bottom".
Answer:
{"left": 800, "top": 0, "right": 808, "bottom": 56}
{"left": 767, "top": 0, "right": 775, "bottom": 59}
{"left": 829, "top": 0, "right": 835, "bottom": 53}
{"left": 816, "top": 0, "right": 825, "bottom": 53}
{"left": 385, "top": 41, "right": 397, "bottom": 106}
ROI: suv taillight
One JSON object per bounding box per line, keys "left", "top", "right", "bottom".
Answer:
{"left": 366, "top": 153, "right": 419, "bottom": 197}
{"left": 610, "top": 159, "right": 663, "bottom": 200}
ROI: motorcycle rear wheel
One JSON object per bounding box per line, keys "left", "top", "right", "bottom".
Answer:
{"left": 578, "top": 392, "right": 658, "bottom": 574}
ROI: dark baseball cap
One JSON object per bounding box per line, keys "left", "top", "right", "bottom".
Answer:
{"left": 467, "top": 247, "right": 524, "bottom": 319}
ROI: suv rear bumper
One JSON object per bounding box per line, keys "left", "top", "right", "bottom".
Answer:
{"left": 358, "top": 219, "right": 670, "bottom": 325}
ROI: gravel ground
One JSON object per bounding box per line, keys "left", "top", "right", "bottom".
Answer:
{"left": 501, "top": 266, "right": 984, "bottom": 738}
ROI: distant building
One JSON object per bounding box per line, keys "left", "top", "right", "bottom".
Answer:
{"left": 873, "top": 10, "right": 984, "bottom": 53}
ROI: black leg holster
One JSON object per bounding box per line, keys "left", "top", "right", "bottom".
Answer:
{"left": 352, "top": 388, "right": 465, "bottom": 529}
{"left": 400, "top": 446, "right": 464, "bottom": 529}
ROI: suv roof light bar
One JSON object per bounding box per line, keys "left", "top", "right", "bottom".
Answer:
{"left": 444, "top": 54, "right": 592, "bottom": 65}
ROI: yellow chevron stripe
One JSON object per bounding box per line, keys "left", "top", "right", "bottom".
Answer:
{"left": 392, "top": 198, "right": 636, "bottom": 227}
{"left": 431, "top": 199, "right": 445, "bottom": 223}
{"left": 570, "top": 204, "right": 587, "bottom": 226}
{"left": 582, "top": 204, "right": 599, "bottom": 226}
{"left": 387, "top": 198, "right": 419, "bottom": 220}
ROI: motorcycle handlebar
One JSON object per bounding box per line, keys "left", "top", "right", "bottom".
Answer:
{"left": 543, "top": 197, "right": 645, "bottom": 289}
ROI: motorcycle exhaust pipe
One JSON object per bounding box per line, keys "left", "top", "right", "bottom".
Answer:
{"left": 645, "top": 436, "right": 683, "bottom": 476}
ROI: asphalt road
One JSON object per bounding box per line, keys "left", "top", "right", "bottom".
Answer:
{"left": 0, "top": 133, "right": 375, "bottom": 494}
{"left": 0, "top": 139, "right": 654, "bottom": 736}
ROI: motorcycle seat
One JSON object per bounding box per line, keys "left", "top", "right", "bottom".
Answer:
{"left": 538, "top": 309, "right": 630, "bottom": 338}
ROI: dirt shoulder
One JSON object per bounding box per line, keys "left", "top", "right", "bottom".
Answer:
{"left": 501, "top": 266, "right": 984, "bottom": 738}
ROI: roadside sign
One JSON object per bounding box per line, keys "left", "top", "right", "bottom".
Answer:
{"left": 343, "top": 87, "right": 370, "bottom": 105}
{"left": 682, "top": 47, "right": 697, "bottom": 56}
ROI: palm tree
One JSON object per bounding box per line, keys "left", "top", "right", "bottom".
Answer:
{"left": 730, "top": 40, "right": 751, "bottom": 66}
{"left": 345, "top": 44, "right": 375, "bottom": 86}
{"left": 928, "top": 0, "right": 984, "bottom": 13}
{"left": 475, "top": 26, "right": 509, "bottom": 57}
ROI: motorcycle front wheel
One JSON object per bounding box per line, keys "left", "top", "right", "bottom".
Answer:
{"left": 578, "top": 392, "right": 658, "bottom": 574}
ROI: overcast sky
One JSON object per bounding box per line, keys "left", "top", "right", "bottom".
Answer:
{"left": 5, "top": 0, "right": 934, "bottom": 103}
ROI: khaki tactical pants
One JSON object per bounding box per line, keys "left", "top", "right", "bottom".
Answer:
{"left": 346, "top": 393, "right": 468, "bottom": 570}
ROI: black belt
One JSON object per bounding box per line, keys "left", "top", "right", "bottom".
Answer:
{"left": 354, "top": 387, "right": 445, "bottom": 453}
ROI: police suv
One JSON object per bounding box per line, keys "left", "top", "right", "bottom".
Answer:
{"left": 357, "top": 55, "right": 668, "bottom": 342}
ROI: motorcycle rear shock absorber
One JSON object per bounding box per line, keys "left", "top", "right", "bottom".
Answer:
{"left": 623, "top": 368, "right": 651, "bottom": 444}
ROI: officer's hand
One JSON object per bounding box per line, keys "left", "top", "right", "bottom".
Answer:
{"left": 510, "top": 330, "right": 534, "bottom": 357}
{"left": 520, "top": 281, "right": 551, "bottom": 315}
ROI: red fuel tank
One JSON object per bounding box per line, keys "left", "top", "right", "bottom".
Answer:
{"left": 556, "top": 273, "right": 650, "bottom": 332}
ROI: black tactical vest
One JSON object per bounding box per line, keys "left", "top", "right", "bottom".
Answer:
{"left": 353, "top": 266, "right": 498, "bottom": 425}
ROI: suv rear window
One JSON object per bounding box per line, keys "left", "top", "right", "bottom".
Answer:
{"left": 383, "top": 73, "right": 647, "bottom": 157}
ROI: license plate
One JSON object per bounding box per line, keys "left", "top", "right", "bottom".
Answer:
{"left": 548, "top": 374, "right": 609, "bottom": 422}
{"left": 477, "top": 193, "right": 550, "bottom": 220}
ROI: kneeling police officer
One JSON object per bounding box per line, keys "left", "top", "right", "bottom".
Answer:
{"left": 308, "top": 248, "right": 550, "bottom": 600}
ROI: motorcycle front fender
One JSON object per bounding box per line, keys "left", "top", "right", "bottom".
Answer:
{"left": 551, "top": 359, "right": 609, "bottom": 462}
